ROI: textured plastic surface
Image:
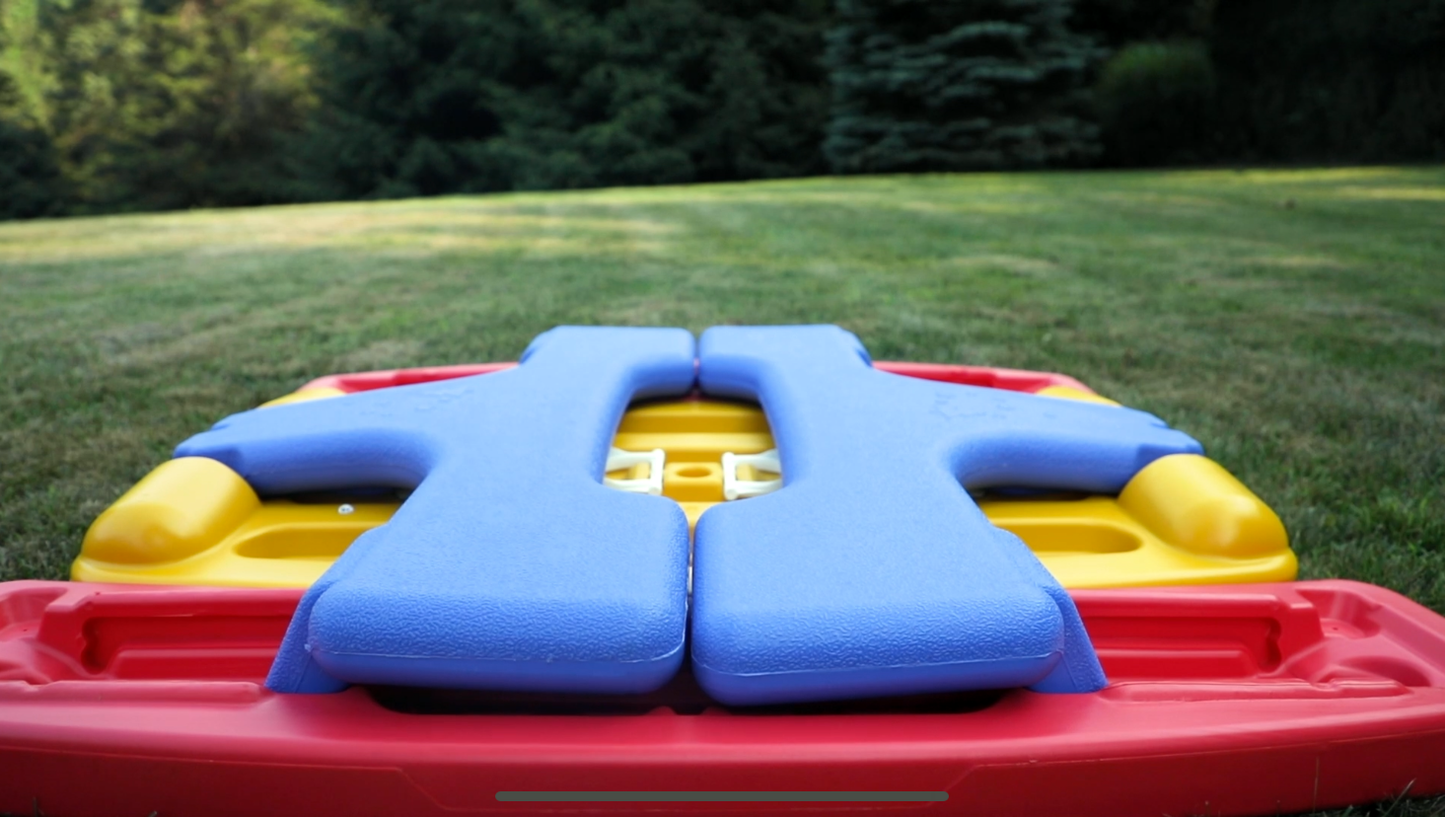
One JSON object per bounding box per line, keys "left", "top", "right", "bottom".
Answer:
{"left": 4, "top": 579, "right": 1445, "bottom": 817}
{"left": 689, "top": 325, "right": 1202, "bottom": 704}
{"left": 74, "top": 373, "right": 1296, "bottom": 591}
{"left": 175, "top": 326, "right": 696, "bottom": 695}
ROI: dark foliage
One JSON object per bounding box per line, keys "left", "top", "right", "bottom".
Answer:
{"left": 2, "top": 0, "right": 1442, "bottom": 217}
{"left": 823, "top": 0, "right": 1103, "bottom": 173}
{"left": 1095, "top": 40, "right": 1217, "bottom": 165}
{"left": 0, "top": 72, "right": 64, "bottom": 219}
{"left": 1211, "top": 0, "right": 1445, "bottom": 162}
{"left": 1071, "top": 0, "right": 1210, "bottom": 49}
{"left": 0, "top": 115, "right": 64, "bottom": 219}
{"left": 288, "top": 0, "right": 832, "bottom": 200}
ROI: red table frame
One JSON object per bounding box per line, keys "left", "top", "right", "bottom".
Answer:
{"left": 3, "top": 579, "right": 1444, "bottom": 816}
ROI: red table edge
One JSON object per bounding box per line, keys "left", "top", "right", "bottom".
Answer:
{"left": 299, "top": 361, "right": 1096, "bottom": 396}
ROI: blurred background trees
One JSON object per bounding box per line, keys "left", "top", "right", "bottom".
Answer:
{"left": 0, "top": 0, "right": 334, "bottom": 214}
{"left": 285, "top": 0, "right": 832, "bottom": 200}
{"left": 1, "top": 0, "right": 1441, "bottom": 218}
{"left": 824, "top": 0, "right": 1102, "bottom": 172}
{"left": 1210, "top": 0, "right": 1445, "bottom": 163}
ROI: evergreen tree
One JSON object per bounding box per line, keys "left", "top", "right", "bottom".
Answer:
{"left": 280, "top": 0, "right": 524, "bottom": 200}
{"left": 691, "top": 1, "right": 834, "bottom": 182}
{"left": 290, "top": 0, "right": 831, "bottom": 200}
{"left": 824, "top": 0, "right": 1102, "bottom": 173}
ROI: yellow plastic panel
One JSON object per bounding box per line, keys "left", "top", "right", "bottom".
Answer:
{"left": 1118, "top": 454, "right": 1289, "bottom": 559}
{"left": 80, "top": 458, "right": 260, "bottom": 566}
{"left": 75, "top": 498, "right": 395, "bottom": 588}
{"left": 258, "top": 387, "right": 347, "bottom": 408}
{"left": 73, "top": 391, "right": 1297, "bottom": 589}
{"left": 1035, "top": 385, "right": 1122, "bottom": 407}
{"left": 981, "top": 490, "right": 1296, "bottom": 590}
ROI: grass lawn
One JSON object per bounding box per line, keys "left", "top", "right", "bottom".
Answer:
{"left": 1, "top": 165, "right": 1443, "bottom": 815}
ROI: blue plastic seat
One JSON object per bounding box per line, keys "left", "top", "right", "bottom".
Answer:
{"left": 176, "top": 326, "right": 697, "bottom": 694}
{"left": 691, "top": 325, "right": 1203, "bottom": 705}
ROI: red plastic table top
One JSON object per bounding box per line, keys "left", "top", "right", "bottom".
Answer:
{"left": 3, "top": 579, "right": 1444, "bottom": 816}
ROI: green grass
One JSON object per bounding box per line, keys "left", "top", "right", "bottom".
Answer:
{"left": 1, "top": 166, "right": 1443, "bottom": 816}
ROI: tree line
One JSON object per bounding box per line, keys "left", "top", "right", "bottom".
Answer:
{"left": 2, "top": 0, "right": 1441, "bottom": 219}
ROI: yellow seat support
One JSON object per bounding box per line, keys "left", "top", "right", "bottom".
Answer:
{"left": 74, "top": 389, "right": 1296, "bottom": 589}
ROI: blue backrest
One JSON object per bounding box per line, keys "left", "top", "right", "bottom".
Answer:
{"left": 175, "top": 326, "right": 697, "bottom": 694}
{"left": 691, "top": 325, "right": 1203, "bottom": 705}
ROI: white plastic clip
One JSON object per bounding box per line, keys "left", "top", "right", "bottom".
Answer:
{"left": 721, "top": 449, "right": 783, "bottom": 500}
{"left": 603, "top": 447, "right": 665, "bottom": 496}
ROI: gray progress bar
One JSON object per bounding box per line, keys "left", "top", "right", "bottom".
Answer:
{"left": 496, "top": 791, "right": 948, "bottom": 802}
